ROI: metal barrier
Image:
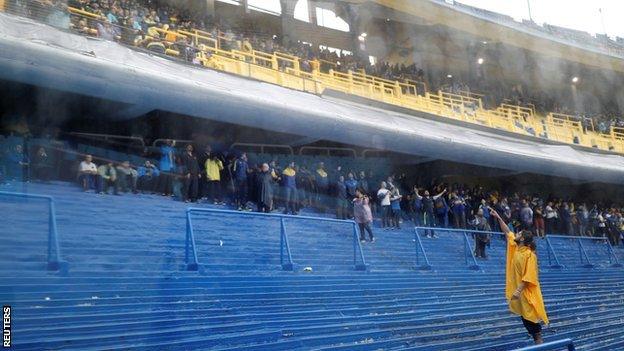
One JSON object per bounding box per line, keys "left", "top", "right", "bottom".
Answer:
{"left": 548, "top": 234, "right": 621, "bottom": 268}
{"left": 69, "top": 132, "right": 145, "bottom": 147}
{"left": 49, "top": 6, "right": 624, "bottom": 154}
{"left": 513, "top": 337, "right": 575, "bottom": 351}
{"left": 463, "top": 231, "right": 481, "bottom": 270}
{"left": 0, "top": 191, "right": 65, "bottom": 271}
{"left": 184, "top": 209, "right": 200, "bottom": 271}
{"left": 544, "top": 236, "right": 564, "bottom": 269}
{"left": 185, "top": 208, "right": 366, "bottom": 271}
{"left": 230, "top": 142, "right": 294, "bottom": 155}
{"left": 152, "top": 138, "right": 193, "bottom": 147}
{"left": 299, "top": 146, "right": 357, "bottom": 158}
{"left": 413, "top": 228, "right": 432, "bottom": 270}
{"left": 414, "top": 226, "right": 507, "bottom": 270}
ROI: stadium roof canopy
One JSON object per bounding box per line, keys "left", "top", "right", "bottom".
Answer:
{"left": 1, "top": 13, "right": 623, "bottom": 184}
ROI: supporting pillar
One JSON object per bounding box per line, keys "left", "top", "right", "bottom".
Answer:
{"left": 280, "top": 0, "right": 298, "bottom": 45}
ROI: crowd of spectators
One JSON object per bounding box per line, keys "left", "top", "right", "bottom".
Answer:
{"left": 2, "top": 135, "right": 623, "bottom": 248}
{"left": 14, "top": 0, "right": 624, "bottom": 131}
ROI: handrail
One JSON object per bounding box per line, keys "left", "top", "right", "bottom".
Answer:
{"left": 230, "top": 142, "right": 294, "bottom": 155}
{"left": 184, "top": 210, "right": 200, "bottom": 270}
{"left": 69, "top": 132, "right": 145, "bottom": 147}
{"left": 279, "top": 218, "right": 294, "bottom": 270}
{"left": 577, "top": 238, "right": 594, "bottom": 268}
{"left": 463, "top": 231, "right": 481, "bottom": 270}
{"left": 513, "top": 337, "right": 575, "bottom": 351}
{"left": 414, "top": 226, "right": 496, "bottom": 270}
{"left": 545, "top": 236, "right": 564, "bottom": 269}
{"left": 299, "top": 146, "right": 357, "bottom": 157}
{"left": 546, "top": 234, "right": 592, "bottom": 268}
{"left": 605, "top": 240, "right": 622, "bottom": 267}
{"left": 186, "top": 207, "right": 366, "bottom": 271}
{"left": 51, "top": 6, "right": 624, "bottom": 155}
{"left": 413, "top": 227, "right": 432, "bottom": 270}
{"left": 549, "top": 234, "right": 619, "bottom": 268}
{"left": 0, "top": 191, "right": 65, "bottom": 271}
{"left": 352, "top": 223, "right": 367, "bottom": 271}
{"left": 152, "top": 138, "right": 193, "bottom": 147}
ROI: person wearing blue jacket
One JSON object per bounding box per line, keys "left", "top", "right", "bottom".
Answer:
{"left": 345, "top": 172, "right": 358, "bottom": 218}
{"left": 137, "top": 160, "right": 159, "bottom": 192}
{"left": 7, "top": 144, "right": 29, "bottom": 182}
{"left": 157, "top": 140, "right": 176, "bottom": 196}
{"left": 435, "top": 194, "right": 449, "bottom": 228}
{"left": 281, "top": 161, "right": 298, "bottom": 215}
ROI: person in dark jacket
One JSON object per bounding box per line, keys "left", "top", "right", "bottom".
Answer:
{"left": 473, "top": 208, "right": 492, "bottom": 258}
{"left": 411, "top": 185, "right": 423, "bottom": 227}
{"left": 345, "top": 172, "right": 358, "bottom": 218}
{"left": 314, "top": 162, "right": 329, "bottom": 211}
{"left": 281, "top": 161, "right": 298, "bottom": 215}
{"left": 32, "top": 146, "right": 53, "bottom": 182}
{"left": 335, "top": 175, "right": 348, "bottom": 219}
{"left": 233, "top": 152, "right": 249, "bottom": 211}
{"left": 181, "top": 144, "right": 200, "bottom": 202}
{"left": 7, "top": 144, "right": 29, "bottom": 182}
{"left": 256, "top": 163, "right": 273, "bottom": 213}
{"left": 414, "top": 188, "right": 447, "bottom": 238}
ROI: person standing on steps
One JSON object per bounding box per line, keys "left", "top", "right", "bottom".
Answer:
{"left": 377, "top": 181, "right": 392, "bottom": 229}
{"left": 353, "top": 188, "right": 374, "bottom": 242}
{"left": 389, "top": 186, "right": 402, "bottom": 229}
{"left": 256, "top": 163, "right": 274, "bottom": 213}
{"left": 414, "top": 188, "right": 447, "bottom": 238}
{"left": 490, "top": 208, "right": 549, "bottom": 345}
{"left": 181, "top": 144, "right": 200, "bottom": 203}
{"left": 281, "top": 161, "right": 298, "bottom": 215}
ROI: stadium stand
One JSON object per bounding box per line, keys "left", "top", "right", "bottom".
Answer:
{"left": 3, "top": 0, "right": 624, "bottom": 349}
{"left": 2, "top": 0, "right": 624, "bottom": 154}
{"left": 1, "top": 181, "right": 624, "bottom": 350}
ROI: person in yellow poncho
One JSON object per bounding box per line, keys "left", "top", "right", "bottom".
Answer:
{"left": 491, "top": 208, "right": 549, "bottom": 345}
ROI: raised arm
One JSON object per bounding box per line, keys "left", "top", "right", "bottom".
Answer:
{"left": 413, "top": 189, "right": 423, "bottom": 200}
{"left": 432, "top": 188, "right": 447, "bottom": 200}
{"left": 490, "top": 208, "right": 511, "bottom": 234}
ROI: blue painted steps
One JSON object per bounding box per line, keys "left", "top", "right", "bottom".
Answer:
{"left": 2, "top": 181, "right": 624, "bottom": 350}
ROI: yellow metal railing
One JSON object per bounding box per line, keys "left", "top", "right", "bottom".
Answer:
{"left": 17, "top": 6, "right": 623, "bottom": 155}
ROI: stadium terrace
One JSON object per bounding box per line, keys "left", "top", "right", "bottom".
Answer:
{"left": 1, "top": 0, "right": 624, "bottom": 350}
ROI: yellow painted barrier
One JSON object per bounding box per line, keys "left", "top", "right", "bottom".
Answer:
{"left": 53, "top": 7, "right": 624, "bottom": 154}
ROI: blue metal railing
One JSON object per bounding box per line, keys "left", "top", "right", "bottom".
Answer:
{"left": 184, "top": 210, "right": 200, "bottom": 271}
{"left": 185, "top": 208, "right": 367, "bottom": 271}
{"left": 279, "top": 218, "right": 294, "bottom": 271}
{"left": 545, "top": 236, "right": 564, "bottom": 269}
{"left": 414, "top": 226, "right": 507, "bottom": 270}
{"left": 605, "top": 240, "right": 622, "bottom": 267}
{"left": 463, "top": 231, "right": 481, "bottom": 270}
{"left": 548, "top": 234, "right": 621, "bottom": 268}
{"left": 0, "top": 191, "right": 64, "bottom": 271}
{"left": 413, "top": 227, "right": 432, "bottom": 270}
{"left": 513, "top": 337, "right": 575, "bottom": 351}
{"left": 577, "top": 239, "right": 593, "bottom": 268}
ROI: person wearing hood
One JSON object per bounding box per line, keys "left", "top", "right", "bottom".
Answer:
{"left": 491, "top": 208, "right": 549, "bottom": 345}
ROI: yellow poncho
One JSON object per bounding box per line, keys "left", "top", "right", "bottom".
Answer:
{"left": 505, "top": 232, "right": 549, "bottom": 324}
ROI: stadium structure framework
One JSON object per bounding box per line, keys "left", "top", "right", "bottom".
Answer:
{"left": 0, "top": 12, "right": 623, "bottom": 184}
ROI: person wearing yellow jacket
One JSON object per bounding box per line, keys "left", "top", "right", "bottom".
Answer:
{"left": 205, "top": 154, "right": 224, "bottom": 204}
{"left": 491, "top": 208, "right": 549, "bottom": 345}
